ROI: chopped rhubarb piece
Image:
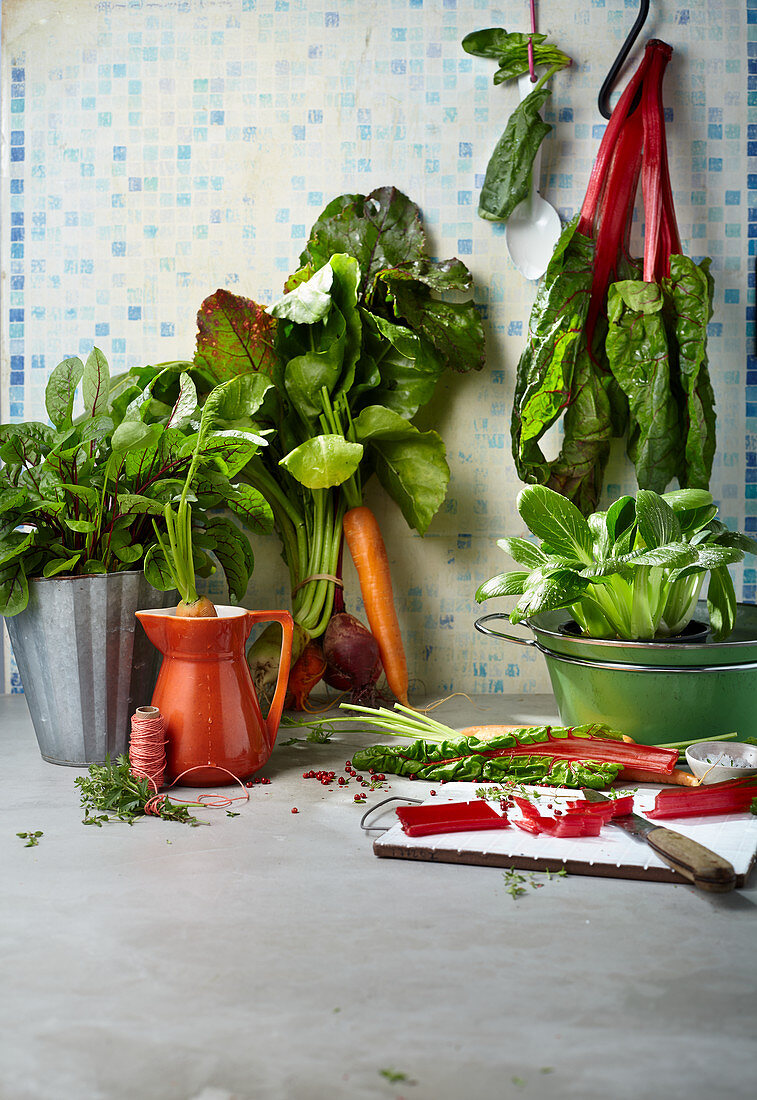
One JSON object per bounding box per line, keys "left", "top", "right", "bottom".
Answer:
{"left": 395, "top": 800, "right": 509, "bottom": 837}
{"left": 645, "top": 778, "right": 757, "bottom": 820}
{"left": 554, "top": 816, "right": 603, "bottom": 838}
{"left": 512, "top": 796, "right": 609, "bottom": 838}
{"left": 565, "top": 795, "right": 635, "bottom": 818}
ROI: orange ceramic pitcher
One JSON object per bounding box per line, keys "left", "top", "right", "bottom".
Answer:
{"left": 135, "top": 606, "right": 294, "bottom": 786}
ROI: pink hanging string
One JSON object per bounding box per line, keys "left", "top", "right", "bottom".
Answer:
{"left": 144, "top": 765, "right": 251, "bottom": 816}
{"left": 528, "top": 0, "right": 537, "bottom": 82}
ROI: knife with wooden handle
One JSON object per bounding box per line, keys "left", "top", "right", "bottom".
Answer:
{"left": 582, "top": 788, "right": 737, "bottom": 892}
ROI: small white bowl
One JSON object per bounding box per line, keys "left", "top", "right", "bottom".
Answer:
{"left": 685, "top": 741, "right": 757, "bottom": 784}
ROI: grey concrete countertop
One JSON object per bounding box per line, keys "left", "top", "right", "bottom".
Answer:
{"left": 2, "top": 692, "right": 755, "bottom": 1100}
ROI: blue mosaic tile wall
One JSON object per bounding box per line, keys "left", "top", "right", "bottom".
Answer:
{"left": 1, "top": 0, "right": 753, "bottom": 698}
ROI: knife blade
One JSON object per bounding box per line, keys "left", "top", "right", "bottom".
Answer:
{"left": 582, "top": 788, "right": 736, "bottom": 892}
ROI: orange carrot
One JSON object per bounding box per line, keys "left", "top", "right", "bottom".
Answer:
{"left": 286, "top": 642, "right": 327, "bottom": 711}
{"left": 619, "top": 766, "right": 700, "bottom": 787}
{"left": 342, "top": 505, "right": 409, "bottom": 707}
{"left": 458, "top": 725, "right": 527, "bottom": 738}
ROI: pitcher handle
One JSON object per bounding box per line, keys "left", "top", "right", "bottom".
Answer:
{"left": 246, "top": 610, "right": 295, "bottom": 743}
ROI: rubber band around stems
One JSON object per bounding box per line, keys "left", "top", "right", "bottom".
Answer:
{"left": 290, "top": 572, "right": 344, "bottom": 597}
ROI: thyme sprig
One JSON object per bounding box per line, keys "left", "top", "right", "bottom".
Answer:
{"left": 75, "top": 755, "right": 204, "bottom": 827}
{"left": 17, "top": 831, "right": 43, "bottom": 847}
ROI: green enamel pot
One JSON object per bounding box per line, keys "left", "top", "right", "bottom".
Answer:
{"left": 474, "top": 602, "right": 757, "bottom": 746}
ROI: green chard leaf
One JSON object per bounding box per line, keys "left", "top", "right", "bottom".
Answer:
{"left": 297, "top": 187, "right": 427, "bottom": 301}
{"left": 666, "top": 255, "right": 717, "bottom": 490}
{"left": 605, "top": 279, "right": 683, "bottom": 493}
{"left": 279, "top": 435, "right": 363, "bottom": 489}
{"left": 511, "top": 219, "right": 595, "bottom": 489}
{"left": 194, "top": 288, "right": 279, "bottom": 384}
{"left": 45, "top": 356, "right": 85, "bottom": 430}
{"left": 270, "top": 260, "right": 335, "bottom": 324}
{"left": 81, "top": 347, "right": 111, "bottom": 418}
{"left": 297, "top": 186, "right": 484, "bottom": 379}
{"left": 359, "top": 313, "right": 443, "bottom": 418}
{"left": 544, "top": 341, "right": 618, "bottom": 516}
{"left": 376, "top": 265, "right": 485, "bottom": 374}
{"left": 353, "top": 405, "right": 450, "bottom": 535}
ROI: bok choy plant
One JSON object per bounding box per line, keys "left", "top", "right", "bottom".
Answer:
{"left": 476, "top": 485, "right": 757, "bottom": 642}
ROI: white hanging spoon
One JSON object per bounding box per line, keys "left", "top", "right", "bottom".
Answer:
{"left": 505, "top": 71, "right": 562, "bottom": 281}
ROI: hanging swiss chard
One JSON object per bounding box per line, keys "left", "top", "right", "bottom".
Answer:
{"left": 193, "top": 187, "right": 485, "bottom": 702}
{"left": 511, "top": 39, "right": 717, "bottom": 515}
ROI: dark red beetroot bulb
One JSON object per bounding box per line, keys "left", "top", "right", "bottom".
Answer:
{"left": 323, "top": 612, "right": 383, "bottom": 701}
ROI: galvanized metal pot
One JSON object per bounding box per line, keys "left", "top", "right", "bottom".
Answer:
{"left": 474, "top": 602, "right": 757, "bottom": 746}
{"left": 6, "top": 572, "right": 174, "bottom": 766}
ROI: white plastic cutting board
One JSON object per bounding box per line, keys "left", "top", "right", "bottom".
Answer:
{"left": 372, "top": 783, "right": 757, "bottom": 886}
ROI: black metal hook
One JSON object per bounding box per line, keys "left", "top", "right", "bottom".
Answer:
{"left": 597, "top": 0, "right": 651, "bottom": 119}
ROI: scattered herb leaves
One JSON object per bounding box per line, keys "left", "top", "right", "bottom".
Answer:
{"left": 17, "top": 831, "right": 43, "bottom": 847}
{"left": 503, "top": 865, "right": 567, "bottom": 898}
{"left": 379, "top": 1068, "right": 415, "bottom": 1085}
{"left": 75, "top": 755, "right": 205, "bottom": 827}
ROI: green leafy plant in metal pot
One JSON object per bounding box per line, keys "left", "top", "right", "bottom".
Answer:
{"left": 0, "top": 348, "right": 274, "bottom": 616}
{"left": 475, "top": 485, "right": 757, "bottom": 642}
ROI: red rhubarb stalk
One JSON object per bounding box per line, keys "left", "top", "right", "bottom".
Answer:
{"left": 641, "top": 41, "right": 673, "bottom": 282}
{"left": 577, "top": 42, "right": 656, "bottom": 235}
{"left": 646, "top": 778, "right": 757, "bottom": 819}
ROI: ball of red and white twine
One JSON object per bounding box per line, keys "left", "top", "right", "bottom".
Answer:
{"left": 128, "top": 705, "right": 250, "bottom": 815}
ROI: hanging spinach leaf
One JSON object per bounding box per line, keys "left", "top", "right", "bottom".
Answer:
{"left": 462, "top": 27, "right": 571, "bottom": 222}
{"left": 478, "top": 85, "right": 552, "bottom": 221}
